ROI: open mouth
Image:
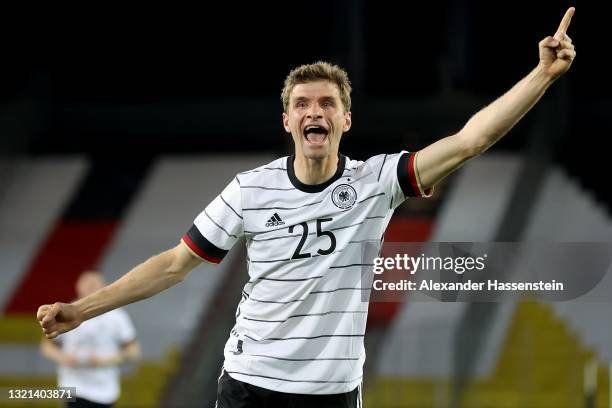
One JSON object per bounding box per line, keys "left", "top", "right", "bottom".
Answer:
{"left": 303, "top": 125, "right": 329, "bottom": 145}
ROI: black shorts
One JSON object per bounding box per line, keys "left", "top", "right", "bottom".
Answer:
{"left": 65, "top": 397, "right": 113, "bottom": 408}
{"left": 215, "top": 370, "right": 361, "bottom": 408}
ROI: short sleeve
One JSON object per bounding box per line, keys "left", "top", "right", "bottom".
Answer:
{"left": 181, "top": 177, "right": 244, "bottom": 264}
{"left": 397, "top": 151, "right": 433, "bottom": 200}
{"left": 375, "top": 151, "right": 433, "bottom": 209}
{"left": 113, "top": 309, "right": 136, "bottom": 344}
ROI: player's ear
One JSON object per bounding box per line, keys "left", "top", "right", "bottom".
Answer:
{"left": 343, "top": 111, "right": 352, "bottom": 132}
{"left": 282, "top": 112, "right": 291, "bottom": 133}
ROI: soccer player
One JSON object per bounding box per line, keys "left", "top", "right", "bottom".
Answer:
{"left": 40, "top": 271, "right": 141, "bottom": 408}
{"left": 37, "top": 8, "right": 575, "bottom": 407}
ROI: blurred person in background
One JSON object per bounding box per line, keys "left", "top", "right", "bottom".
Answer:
{"left": 40, "top": 271, "right": 141, "bottom": 408}
{"left": 37, "top": 7, "right": 574, "bottom": 407}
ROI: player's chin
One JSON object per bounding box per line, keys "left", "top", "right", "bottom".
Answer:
{"left": 302, "top": 145, "right": 330, "bottom": 160}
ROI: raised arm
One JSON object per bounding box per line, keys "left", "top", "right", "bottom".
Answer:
{"left": 415, "top": 7, "right": 576, "bottom": 190}
{"left": 37, "top": 241, "right": 203, "bottom": 339}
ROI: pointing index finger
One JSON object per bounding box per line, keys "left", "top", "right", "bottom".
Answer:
{"left": 556, "top": 7, "right": 575, "bottom": 36}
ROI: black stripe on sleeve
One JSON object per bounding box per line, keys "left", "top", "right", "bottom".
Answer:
{"left": 184, "top": 224, "right": 228, "bottom": 263}
{"left": 397, "top": 151, "right": 431, "bottom": 197}
{"left": 220, "top": 195, "right": 243, "bottom": 219}
{"left": 397, "top": 152, "right": 414, "bottom": 197}
{"left": 377, "top": 154, "right": 388, "bottom": 181}
{"left": 204, "top": 209, "right": 239, "bottom": 238}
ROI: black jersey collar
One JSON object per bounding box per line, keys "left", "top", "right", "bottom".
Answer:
{"left": 287, "top": 154, "right": 346, "bottom": 193}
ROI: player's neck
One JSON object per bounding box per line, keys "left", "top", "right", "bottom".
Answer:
{"left": 293, "top": 153, "right": 339, "bottom": 185}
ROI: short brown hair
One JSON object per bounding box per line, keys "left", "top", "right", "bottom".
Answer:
{"left": 281, "top": 61, "right": 352, "bottom": 113}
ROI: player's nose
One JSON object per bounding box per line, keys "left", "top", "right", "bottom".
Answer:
{"left": 306, "top": 104, "right": 324, "bottom": 119}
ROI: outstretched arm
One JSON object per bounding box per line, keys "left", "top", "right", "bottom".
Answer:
{"left": 416, "top": 7, "right": 576, "bottom": 190}
{"left": 37, "top": 241, "right": 203, "bottom": 339}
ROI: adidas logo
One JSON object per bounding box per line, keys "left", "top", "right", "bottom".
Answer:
{"left": 265, "top": 213, "right": 285, "bottom": 227}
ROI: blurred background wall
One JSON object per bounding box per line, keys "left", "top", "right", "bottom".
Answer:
{"left": 1, "top": 1, "right": 611, "bottom": 407}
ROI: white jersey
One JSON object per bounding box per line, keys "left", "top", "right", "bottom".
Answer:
{"left": 56, "top": 308, "right": 136, "bottom": 404}
{"left": 182, "top": 151, "right": 430, "bottom": 394}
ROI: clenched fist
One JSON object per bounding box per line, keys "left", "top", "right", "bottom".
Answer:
{"left": 37, "top": 302, "right": 83, "bottom": 339}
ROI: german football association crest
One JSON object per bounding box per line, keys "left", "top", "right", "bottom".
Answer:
{"left": 331, "top": 184, "right": 357, "bottom": 209}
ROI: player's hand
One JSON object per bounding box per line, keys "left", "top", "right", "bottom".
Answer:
{"left": 36, "top": 302, "right": 83, "bottom": 339}
{"left": 538, "top": 7, "right": 576, "bottom": 80}
{"left": 89, "top": 354, "right": 122, "bottom": 367}
{"left": 88, "top": 355, "right": 103, "bottom": 367}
